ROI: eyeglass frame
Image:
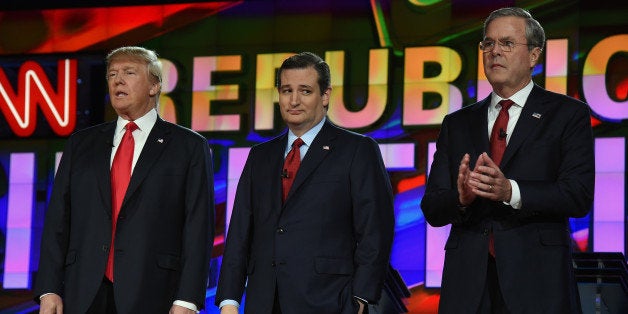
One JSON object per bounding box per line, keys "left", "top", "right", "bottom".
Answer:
{"left": 479, "top": 39, "right": 536, "bottom": 52}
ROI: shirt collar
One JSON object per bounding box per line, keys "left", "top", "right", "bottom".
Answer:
{"left": 491, "top": 80, "right": 534, "bottom": 109}
{"left": 115, "top": 108, "right": 158, "bottom": 134}
{"left": 287, "top": 116, "right": 326, "bottom": 148}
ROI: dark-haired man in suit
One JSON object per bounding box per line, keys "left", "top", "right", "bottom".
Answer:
{"left": 421, "top": 7, "right": 594, "bottom": 314}
{"left": 216, "top": 52, "right": 395, "bottom": 314}
{"left": 35, "top": 46, "right": 214, "bottom": 314}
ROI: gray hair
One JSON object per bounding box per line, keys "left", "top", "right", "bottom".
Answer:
{"left": 483, "top": 7, "right": 546, "bottom": 52}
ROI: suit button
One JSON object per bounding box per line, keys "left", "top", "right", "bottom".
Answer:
{"left": 483, "top": 228, "right": 489, "bottom": 236}
{"left": 276, "top": 227, "right": 285, "bottom": 234}
{"left": 271, "top": 261, "right": 276, "bottom": 267}
{"left": 102, "top": 245, "right": 109, "bottom": 252}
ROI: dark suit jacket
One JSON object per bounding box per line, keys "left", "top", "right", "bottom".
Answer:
{"left": 421, "top": 85, "right": 594, "bottom": 314}
{"left": 35, "top": 117, "right": 215, "bottom": 313}
{"left": 215, "top": 120, "right": 395, "bottom": 314}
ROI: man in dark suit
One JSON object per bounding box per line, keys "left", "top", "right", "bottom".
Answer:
{"left": 421, "top": 7, "right": 594, "bottom": 314}
{"left": 215, "top": 52, "right": 395, "bottom": 314}
{"left": 35, "top": 46, "right": 215, "bottom": 314}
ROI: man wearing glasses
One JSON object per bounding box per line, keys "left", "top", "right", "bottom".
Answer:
{"left": 421, "top": 7, "right": 594, "bottom": 313}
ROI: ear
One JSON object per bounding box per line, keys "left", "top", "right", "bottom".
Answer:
{"left": 322, "top": 87, "right": 331, "bottom": 109}
{"left": 529, "top": 47, "right": 542, "bottom": 67}
{"left": 149, "top": 82, "right": 161, "bottom": 96}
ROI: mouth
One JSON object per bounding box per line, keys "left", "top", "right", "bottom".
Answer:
{"left": 491, "top": 63, "right": 505, "bottom": 69}
{"left": 114, "top": 91, "right": 128, "bottom": 98}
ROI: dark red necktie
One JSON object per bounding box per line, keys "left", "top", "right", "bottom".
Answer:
{"left": 106, "top": 121, "right": 138, "bottom": 281}
{"left": 488, "top": 100, "right": 513, "bottom": 257}
{"left": 282, "top": 138, "right": 304, "bottom": 203}
{"left": 490, "top": 99, "right": 514, "bottom": 166}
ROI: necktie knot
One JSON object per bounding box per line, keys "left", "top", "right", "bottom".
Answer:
{"left": 125, "top": 121, "right": 138, "bottom": 133}
{"left": 499, "top": 99, "right": 514, "bottom": 112}
{"left": 292, "top": 138, "right": 304, "bottom": 149}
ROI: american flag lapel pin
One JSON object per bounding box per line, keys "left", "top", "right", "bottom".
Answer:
{"left": 157, "top": 138, "right": 164, "bottom": 143}
{"left": 532, "top": 113, "right": 542, "bottom": 119}
{"left": 323, "top": 145, "right": 330, "bottom": 150}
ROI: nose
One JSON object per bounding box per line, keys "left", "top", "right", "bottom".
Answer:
{"left": 290, "top": 92, "right": 299, "bottom": 106}
{"left": 113, "top": 74, "right": 124, "bottom": 85}
{"left": 490, "top": 43, "right": 504, "bottom": 55}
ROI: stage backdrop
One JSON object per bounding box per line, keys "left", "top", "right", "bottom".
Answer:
{"left": 0, "top": 0, "right": 626, "bottom": 312}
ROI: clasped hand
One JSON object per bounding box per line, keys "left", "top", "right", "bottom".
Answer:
{"left": 458, "top": 152, "right": 511, "bottom": 206}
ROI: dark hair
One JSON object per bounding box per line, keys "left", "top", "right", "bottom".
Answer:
{"left": 276, "top": 52, "right": 331, "bottom": 95}
{"left": 483, "top": 7, "right": 546, "bottom": 52}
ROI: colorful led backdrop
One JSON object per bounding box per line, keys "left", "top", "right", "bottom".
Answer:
{"left": 0, "top": 0, "right": 626, "bottom": 312}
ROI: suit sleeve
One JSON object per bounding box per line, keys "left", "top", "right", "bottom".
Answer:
{"left": 176, "top": 136, "right": 215, "bottom": 309}
{"left": 214, "top": 150, "right": 255, "bottom": 305}
{"left": 421, "top": 115, "right": 470, "bottom": 227}
{"left": 350, "top": 136, "right": 395, "bottom": 303}
{"left": 34, "top": 137, "right": 74, "bottom": 301}
{"left": 517, "top": 100, "right": 594, "bottom": 218}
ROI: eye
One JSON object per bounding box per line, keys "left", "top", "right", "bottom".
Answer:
{"left": 124, "top": 70, "right": 136, "bottom": 76}
{"left": 301, "top": 89, "right": 312, "bottom": 95}
{"left": 280, "top": 88, "right": 292, "bottom": 94}
{"left": 503, "top": 40, "right": 515, "bottom": 48}
{"left": 480, "top": 40, "right": 495, "bottom": 50}
{"left": 107, "top": 72, "right": 117, "bottom": 79}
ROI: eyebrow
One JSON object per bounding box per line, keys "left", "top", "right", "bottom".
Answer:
{"left": 280, "top": 84, "right": 314, "bottom": 89}
{"left": 484, "top": 35, "right": 517, "bottom": 41}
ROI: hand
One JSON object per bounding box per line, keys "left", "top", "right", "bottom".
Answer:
{"left": 357, "top": 301, "right": 365, "bottom": 314}
{"left": 169, "top": 304, "right": 197, "bottom": 314}
{"left": 220, "top": 305, "right": 239, "bottom": 314}
{"left": 39, "top": 294, "right": 63, "bottom": 314}
{"left": 468, "top": 153, "right": 512, "bottom": 202}
{"left": 457, "top": 153, "right": 476, "bottom": 206}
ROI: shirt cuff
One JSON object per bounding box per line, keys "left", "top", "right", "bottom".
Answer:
{"left": 353, "top": 295, "right": 369, "bottom": 304}
{"left": 39, "top": 292, "right": 58, "bottom": 300}
{"left": 173, "top": 300, "right": 199, "bottom": 313}
{"left": 505, "top": 179, "right": 522, "bottom": 209}
{"left": 219, "top": 299, "right": 240, "bottom": 309}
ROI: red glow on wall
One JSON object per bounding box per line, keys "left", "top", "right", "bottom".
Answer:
{"left": 0, "top": 2, "right": 242, "bottom": 55}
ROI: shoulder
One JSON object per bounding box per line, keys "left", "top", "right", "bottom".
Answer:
{"left": 159, "top": 119, "right": 207, "bottom": 143}
{"left": 532, "top": 86, "right": 591, "bottom": 114}
{"left": 65, "top": 121, "right": 114, "bottom": 144}
{"left": 444, "top": 98, "right": 487, "bottom": 123}
{"left": 248, "top": 132, "right": 285, "bottom": 154}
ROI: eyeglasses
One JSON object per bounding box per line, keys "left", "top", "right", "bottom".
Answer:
{"left": 479, "top": 40, "right": 535, "bottom": 52}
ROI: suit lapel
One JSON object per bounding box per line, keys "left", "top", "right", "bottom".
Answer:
{"left": 271, "top": 134, "right": 289, "bottom": 212}
{"left": 284, "top": 120, "right": 335, "bottom": 205}
{"left": 501, "top": 85, "right": 548, "bottom": 169}
{"left": 470, "top": 96, "right": 491, "bottom": 159}
{"left": 120, "top": 118, "right": 171, "bottom": 213}
{"left": 96, "top": 122, "right": 116, "bottom": 218}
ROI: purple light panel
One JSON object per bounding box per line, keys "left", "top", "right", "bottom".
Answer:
{"left": 2, "top": 153, "right": 35, "bottom": 289}
{"left": 425, "top": 142, "right": 449, "bottom": 287}
{"left": 593, "top": 137, "right": 625, "bottom": 254}
{"left": 224, "top": 143, "right": 416, "bottom": 237}
{"left": 379, "top": 143, "right": 415, "bottom": 170}
{"left": 225, "top": 147, "right": 251, "bottom": 235}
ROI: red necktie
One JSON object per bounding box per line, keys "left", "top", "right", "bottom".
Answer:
{"left": 488, "top": 100, "right": 513, "bottom": 257}
{"left": 490, "top": 99, "right": 514, "bottom": 166}
{"left": 106, "top": 121, "right": 138, "bottom": 281}
{"left": 282, "top": 138, "right": 304, "bottom": 203}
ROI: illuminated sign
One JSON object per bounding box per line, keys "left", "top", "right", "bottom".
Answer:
{"left": 0, "top": 59, "right": 77, "bottom": 137}
{"left": 1, "top": 34, "right": 625, "bottom": 138}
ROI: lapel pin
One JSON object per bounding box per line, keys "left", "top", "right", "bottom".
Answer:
{"left": 323, "top": 145, "right": 330, "bottom": 150}
{"left": 532, "top": 113, "right": 542, "bottom": 119}
{"left": 157, "top": 138, "right": 164, "bottom": 143}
